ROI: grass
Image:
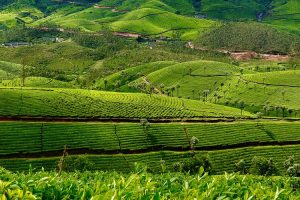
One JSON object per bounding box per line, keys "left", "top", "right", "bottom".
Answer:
{"left": 99, "top": 0, "right": 195, "bottom": 15}
{"left": 0, "top": 77, "right": 74, "bottom": 88}
{"left": 0, "top": 87, "right": 252, "bottom": 118}
{"left": 109, "top": 8, "right": 216, "bottom": 39}
{"left": 200, "top": 0, "right": 263, "bottom": 20}
{"left": 0, "top": 41, "right": 98, "bottom": 75}
{"left": 30, "top": 2, "right": 217, "bottom": 40}
{"left": 129, "top": 60, "right": 242, "bottom": 99}
{"left": 95, "top": 61, "right": 178, "bottom": 90}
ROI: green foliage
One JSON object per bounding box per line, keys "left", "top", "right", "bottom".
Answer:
{"left": 250, "top": 156, "right": 278, "bottom": 176}
{"left": 61, "top": 155, "right": 95, "bottom": 172}
{"left": 0, "top": 168, "right": 300, "bottom": 199}
{"left": 181, "top": 154, "right": 211, "bottom": 174}
{"left": 235, "top": 159, "right": 247, "bottom": 174}
{"left": 198, "top": 22, "right": 300, "bottom": 54}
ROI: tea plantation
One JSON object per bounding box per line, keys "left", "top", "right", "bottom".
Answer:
{"left": 1, "top": 0, "right": 300, "bottom": 198}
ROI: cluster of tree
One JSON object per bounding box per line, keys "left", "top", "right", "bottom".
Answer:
{"left": 0, "top": 26, "right": 66, "bottom": 43}
{"left": 197, "top": 22, "right": 300, "bottom": 55}
{"left": 235, "top": 155, "right": 300, "bottom": 177}
{"left": 71, "top": 29, "right": 136, "bottom": 57}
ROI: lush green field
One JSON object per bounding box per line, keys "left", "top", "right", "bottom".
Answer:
{"left": 0, "top": 41, "right": 98, "bottom": 74}
{"left": 1, "top": 168, "right": 300, "bottom": 199}
{"left": 200, "top": 0, "right": 264, "bottom": 20}
{"left": 0, "top": 77, "right": 74, "bottom": 88}
{"left": 1, "top": 121, "right": 300, "bottom": 173}
{"left": 0, "top": 87, "right": 251, "bottom": 118}
{"left": 215, "top": 70, "right": 300, "bottom": 115}
{"left": 1, "top": 121, "right": 300, "bottom": 155}
{"left": 265, "top": 0, "right": 300, "bottom": 34}
{"left": 2, "top": 144, "right": 300, "bottom": 174}
{"left": 128, "top": 60, "right": 242, "bottom": 99}
{"left": 1, "top": 2, "right": 300, "bottom": 198}
{"left": 95, "top": 61, "right": 178, "bottom": 90}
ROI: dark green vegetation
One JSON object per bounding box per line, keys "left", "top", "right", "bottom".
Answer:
{"left": 1, "top": 121, "right": 300, "bottom": 175}
{"left": 197, "top": 22, "right": 300, "bottom": 54}
{"left": 0, "top": 2, "right": 300, "bottom": 198}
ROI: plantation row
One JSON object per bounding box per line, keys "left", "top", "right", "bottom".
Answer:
{"left": 1, "top": 121, "right": 300, "bottom": 156}
{"left": 215, "top": 76, "right": 300, "bottom": 114}
{"left": 0, "top": 88, "right": 251, "bottom": 118}
{"left": 2, "top": 144, "right": 300, "bottom": 175}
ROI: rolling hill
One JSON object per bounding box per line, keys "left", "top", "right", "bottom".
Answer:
{"left": 1, "top": 0, "right": 300, "bottom": 190}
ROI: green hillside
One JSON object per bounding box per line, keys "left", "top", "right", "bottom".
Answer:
{"left": 0, "top": 76, "right": 74, "bottom": 88}
{"left": 1, "top": 1, "right": 300, "bottom": 196}
{"left": 197, "top": 22, "right": 300, "bottom": 54}
{"left": 128, "top": 60, "right": 242, "bottom": 99}
{"left": 96, "top": 61, "right": 178, "bottom": 90}
{"left": 0, "top": 87, "right": 252, "bottom": 118}
{"left": 265, "top": 0, "right": 300, "bottom": 34}
{"left": 215, "top": 70, "right": 300, "bottom": 116}
{"left": 200, "top": 0, "right": 264, "bottom": 20}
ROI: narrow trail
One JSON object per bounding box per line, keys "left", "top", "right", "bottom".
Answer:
{"left": 94, "top": 4, "right": 128, "bottom": 13}
{"left": 2, "top": 140, "right": 300, "bottom": 159}
{"left": 186, "top": 42, "right": 290, "bottom": 61}
{"left": 142, "top": 77, "right": 162, "bottom": 94}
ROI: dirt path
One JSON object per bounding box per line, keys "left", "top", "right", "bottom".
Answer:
{"left": 142, "top": 76, "right": 163, "bottom": 94}
{"left": 113, "top": 32, "right": 141, "bottom": 38}
{"left": 2, "top": 140, "right": 300, "bottom": 159}
{"left": 187, "top": 42, "right": 290, "bottom": 61}
{"left": 94, "top": 4, "right": 128, "bottom": 13}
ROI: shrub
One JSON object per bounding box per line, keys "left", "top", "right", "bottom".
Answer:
{"left": 235, "top": 159, "right": 247, "bottom": 174}
{"left": 61, "top": 155, "right": 95, "bottom": 172}
{"left": 250, "top": 156, "right": 278, "bottom": 176}
{"left": 181, "top": 155, "right": 211, "bottom": 174}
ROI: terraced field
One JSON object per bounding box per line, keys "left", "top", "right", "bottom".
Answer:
{"left": 1, "top": 121, "right": 300, "bottom": 173}
{"left": 1, "top": 0, "right": 300, "bottom": 186}
{"left": 215, "top": 70, "right": 300, "bottom": 115}
{"left": 95, "top": 61, "right": 178, "bottom": 90}
{"left": 201, "top": 0, "right": 264, "bottom": 20}
{"left": 0, "top": 77, "right": 74, "bottom": 88}
{"left": 265, "top": 0, "right": 300, "bottom": 33}
{"left": 0, "top": 87, "right": 251, "bottom": 119}
{"left": 128, "top": 60, "right": 243, "bottom": 99}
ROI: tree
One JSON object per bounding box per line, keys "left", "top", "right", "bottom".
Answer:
{"left": 192, "top": 89, "right": 195, "bottom": 99}
{"left": 275, "top": 106, "right": 280, "bottom": 117}
{"left": 250, "top": 156, "right": 278, "bottom": 176}
{"left": 239, "top": 101, "right": 245, "bottom": 116}
{"left": 160, "top": 84, "right": 165, "bottom": 94}
{"left": 281, "top": 90, "right": 286, "bottom": 101}
{"left": 21, "top": 59, "right": 28, "bottom": 87}
{"left": 176, "top": 85, "right": 180, "bottom": 97}
{"left": 235, "top": 159, "right": 247, "bottom": 174}
{"left": 189, "top": 68, "right": 192, "bottom": 76}
{"left": 203, "top": 90, "right": 210, "bottom": 102}
{"left": 104, "top": 79, "right": 108, "bottom": 90}
{"left": 281, "top": 106, "right": 286, "bottom": 118}
{"left": 213, "top": 93, "right": 218, "bottom": 104}
{"left": 171, "top": 86, "right": 175, "bottom": 97}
